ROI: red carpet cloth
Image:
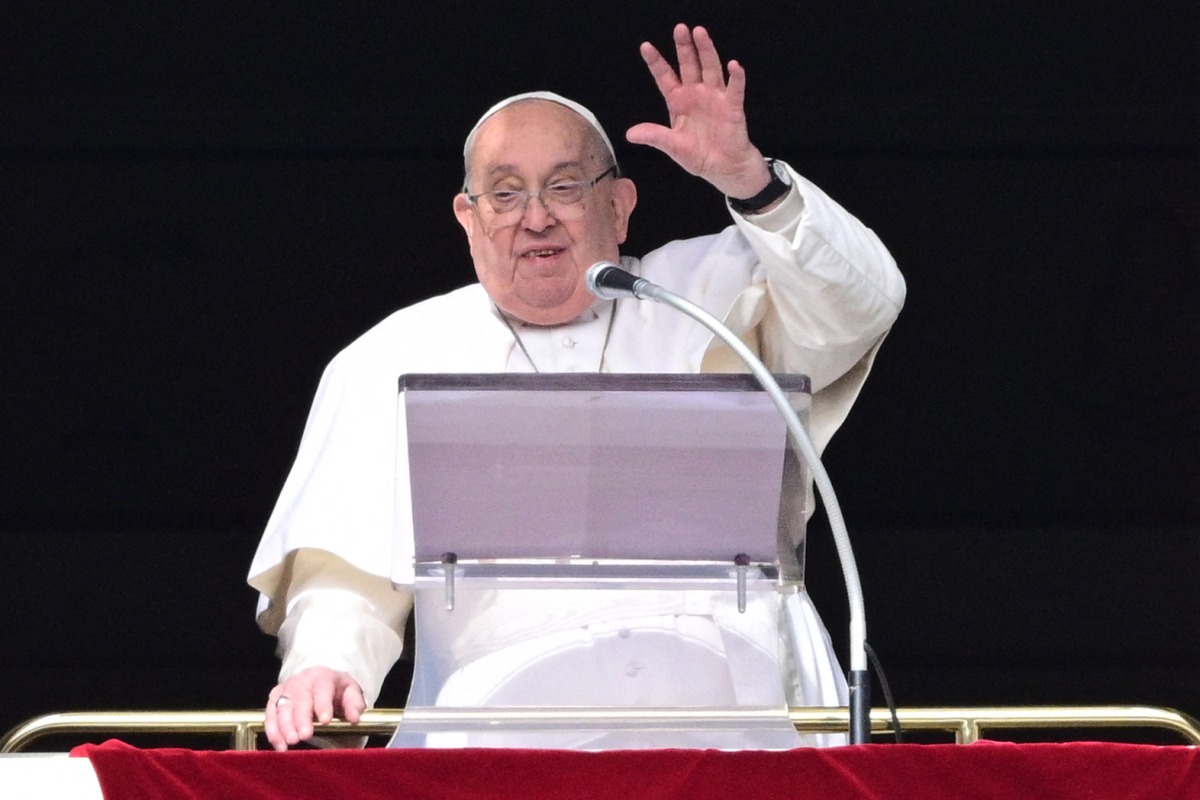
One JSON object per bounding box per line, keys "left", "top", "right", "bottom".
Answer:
{"left": 73, "top": 740, "right": 1200, "bottom": 800}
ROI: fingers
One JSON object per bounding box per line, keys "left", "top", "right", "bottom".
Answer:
{"left": 642, "top": 25, "right": 732, "bottom": 96}
{"left": 638, "top": 40, "right": 679, "bottom": 97}
{"left": 672, "top": 23, "right": 702, "bottom": 84}
{"left": 269, "top": 684, "right": 314, "bottom": 751}
{"left": 338, "top": 681, "right": 368, "bottom": 724}
{"left": 725, "top": 59, "right": 747, "bottom": 111}
{"left": 265, "top": 683, "right": 307, "bottom": 751}
{"left": 671, "top": 24, "right": 727, "bottom": 88}
{"left": 262, "top": 668, "right": 365, "bottom": 751}
{"left": 263, "top": 686, "right": 284, "bottom": 750}
{"left": 311, "top": 671, "right": 337, "bottom": 725}
{"left": 690, "top": 26, "right": 726, "bottom": 88}
{"left": 291, "top": 690, "right": 318, "bottom": 742}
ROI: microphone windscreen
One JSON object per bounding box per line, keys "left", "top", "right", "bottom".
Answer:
{"left": 587, "top": 262, "right": 639, "bottom": 298}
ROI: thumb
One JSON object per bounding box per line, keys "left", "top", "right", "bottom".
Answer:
{"left": 625, "top": 122, "right": 675, "bottom": 153}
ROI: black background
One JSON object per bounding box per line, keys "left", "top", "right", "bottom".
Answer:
{"left": 2, "top": 2, "right": 1197, "bottom": 744}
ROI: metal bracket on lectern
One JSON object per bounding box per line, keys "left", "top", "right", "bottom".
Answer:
{"left": 427, "top": 552, "right": 771, "bottom": 615}
{"left": 734, "top": 553, "right": 750, "bottom": 613}
{"left": 441, "top": 552, "right": 458, "bottom": 611}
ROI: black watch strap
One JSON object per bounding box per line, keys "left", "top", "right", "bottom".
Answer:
{"left": 728, "top": 159, "right": 790, "bottom": 214}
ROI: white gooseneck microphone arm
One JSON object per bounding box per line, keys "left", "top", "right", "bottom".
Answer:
{"left": 586, "top": 261, "right": 872, "bottom": 745}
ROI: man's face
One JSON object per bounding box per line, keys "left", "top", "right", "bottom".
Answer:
{"left": 453, "top": 101, "right": 637, "bottom": 326}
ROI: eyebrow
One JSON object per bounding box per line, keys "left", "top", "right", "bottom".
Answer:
{"left": 485, "top": 160, "right": 588, "bottom": 180}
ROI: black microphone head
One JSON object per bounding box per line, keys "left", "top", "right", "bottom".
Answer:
{"left": 586, "top": 261, "right": 620, "bottom": 298}
{"left": 587, "top": 261, "right": 641, "bottom": 299}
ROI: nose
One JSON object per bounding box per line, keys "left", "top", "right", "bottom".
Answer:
{"left": 520, "top": 192, "right": 556, "bottom": 232}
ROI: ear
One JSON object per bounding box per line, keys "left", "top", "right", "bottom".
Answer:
{"left": 609, "top": 177, "right": 638, "bottom": 245}
{"left": 453, "top": 193, "right": 476, "bottom": 240}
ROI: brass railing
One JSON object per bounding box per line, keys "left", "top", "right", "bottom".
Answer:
{"left": 3, "top": 705, "right": 1199, "bottom": 752}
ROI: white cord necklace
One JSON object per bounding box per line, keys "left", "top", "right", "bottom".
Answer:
{"left": 498, "top": 300, "right": 619, "bottom": 373}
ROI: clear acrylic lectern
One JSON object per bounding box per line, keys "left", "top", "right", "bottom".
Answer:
{"left": 388, "top": 373, "right": 824, "bottom": 750}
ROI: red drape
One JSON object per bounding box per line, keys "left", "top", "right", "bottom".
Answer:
{"left": 72, "top": 740, "right": 1200, "bottom": 800}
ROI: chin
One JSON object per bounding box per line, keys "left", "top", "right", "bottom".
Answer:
{"left": 510, "top": 287, "right": 589, "bottom": 323}
{"left": 507, "top": 294, "right": 589, "bottom": 326}
{"left": 511, "top": 306, "right": 576, "bottom": 327}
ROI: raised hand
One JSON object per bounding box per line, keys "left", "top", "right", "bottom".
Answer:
{"left": 626, "top": 24, "right": 772, "bottom": 200}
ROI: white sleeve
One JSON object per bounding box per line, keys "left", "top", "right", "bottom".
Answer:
{"left": 276, "top": 588, "right": 406, "bottom": 707}
{"left": 698, "top": 162, "right": 905, "bottom": 453}
{"left": 725, "top": 163, "right": 906, "bottom": 391}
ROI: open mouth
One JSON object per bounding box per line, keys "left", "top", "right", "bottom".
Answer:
{"left": 520, "top": 246, "right": 566, "bottom": 262}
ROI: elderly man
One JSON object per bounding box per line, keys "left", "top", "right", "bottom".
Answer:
{"left": 249, "top": 24, "right": 905, "bottom": 750}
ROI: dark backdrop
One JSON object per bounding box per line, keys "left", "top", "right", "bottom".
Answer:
{"left": 2, "top": 2, "right": 1197, "bottom": 743}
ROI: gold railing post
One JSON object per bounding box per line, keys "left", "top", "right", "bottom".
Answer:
{"left": 233, "top": 723, "right": 256, "bottom": 751}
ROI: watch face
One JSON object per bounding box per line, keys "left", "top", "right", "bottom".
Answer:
{"left": 770, "top": 159, "right": 793, "bottom": 186}
{"left": 730, "top": 159, "right": 792, "bottom": 213}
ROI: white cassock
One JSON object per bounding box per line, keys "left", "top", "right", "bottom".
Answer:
{"left": 247, "top": 164, "right": 906, "bottom": 748}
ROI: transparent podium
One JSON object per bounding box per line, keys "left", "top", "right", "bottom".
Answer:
{"left": 388, "top": 373, "right": 844, "bottom": 750}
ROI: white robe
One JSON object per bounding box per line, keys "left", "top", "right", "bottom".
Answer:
{"left": 247, "top": 166, "right": 906, "bottom": 748}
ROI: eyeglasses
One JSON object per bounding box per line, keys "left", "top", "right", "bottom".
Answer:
{"left": 466, "top": 165, "right": 618, "bottom": 226}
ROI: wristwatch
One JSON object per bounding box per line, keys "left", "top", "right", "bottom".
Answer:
{"left": 728, "top": 159, "right": 792, "bottom": 214}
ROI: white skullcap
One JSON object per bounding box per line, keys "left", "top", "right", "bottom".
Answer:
{"left": 463, "top": 91, "right": 617, "bottom": 163}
